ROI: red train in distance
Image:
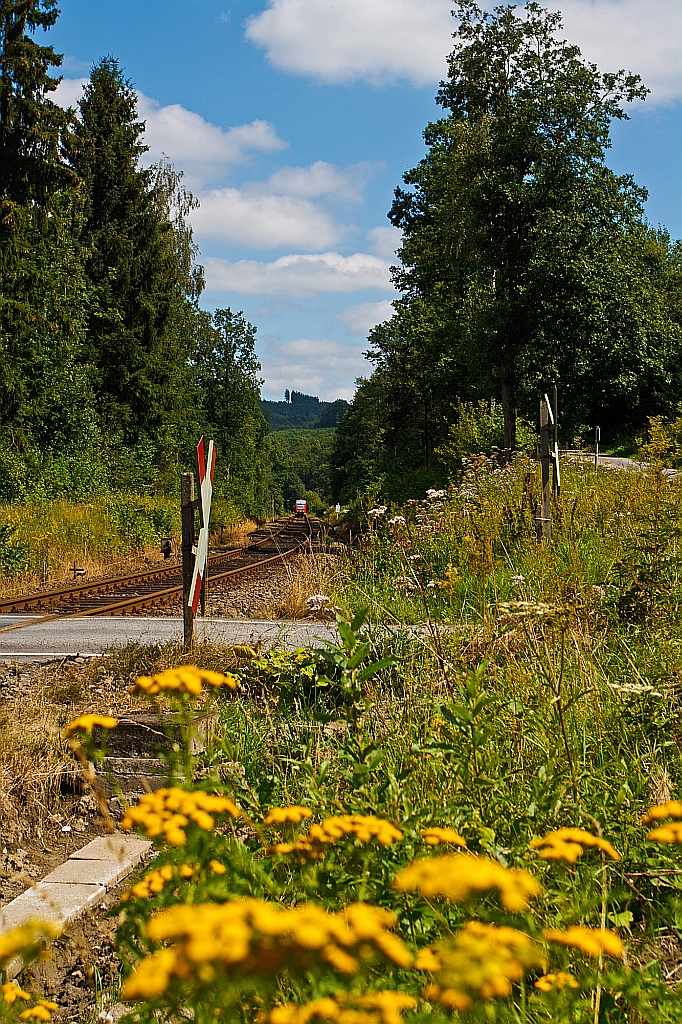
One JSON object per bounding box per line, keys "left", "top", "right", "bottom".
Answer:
{"left": 294, "top": 499, "right": 307, "bottom": 516}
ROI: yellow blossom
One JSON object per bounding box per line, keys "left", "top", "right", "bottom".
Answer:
{"left": 544, "top": 927, "right": 623, "bottom": 959}
{"left": 394, "top": 853, "right": 541, "bottom": 912}
{"left": 62, "top": 714, "right": 117, "bottom": 740}
{"left": 131, "top": 666, "right": 239, "bottom": 696}
{"left": 20, "top": 1008, "right": 53, "bottom": 1022}
{"left": 210, "top": 860, "right": 227, "bottom": 874}
{"left": 264, "top": 806, "right": 313, "bottom": 825}
{"left": 265, "top": 991, "right": 417, "bottom": 1024}
{"left": 0, "top": 923, "right": 58, "bottom": 967}
{"left": 647, "top": 821, "right": 682, "bottom": 843}
{"left": 122, "top": 899, "right": 412, "bottom": 1001}
{"left": 420, "top": 922, "right": 546, "bottom": 1007}
{"left": 270, "top": 815, "right": 403, "bottom": 861}
{"left": 421, "top": 827, "right": 466, "bottom": 847}
{"left": 641, "top": 801, "right": 682, "bottom": 825}
{"left": 2, "top": 981, "right": 31, "bottom": 1003}
{"left": 535, "top": 972, "right": 580, "bottom": 992}
{"left": 530, "top": 828, "right": 620, "bottom": 863}
{"left": 120, "top": 788, "right": 240, "bottom": 845}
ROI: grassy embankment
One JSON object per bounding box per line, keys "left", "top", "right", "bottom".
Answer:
{"left": 3, "top": 457, "right": 682, "bottom": 1021}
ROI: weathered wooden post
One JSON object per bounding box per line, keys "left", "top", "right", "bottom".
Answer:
{"left": 540, "top": 398, "right": 551, "bottom": 543}
{"left": 181, "top": 472, "right": 195, "bottom": 647}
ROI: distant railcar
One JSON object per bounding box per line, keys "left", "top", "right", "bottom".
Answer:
{"left": 295, "top": 499, "right": 307, "bottom": 516}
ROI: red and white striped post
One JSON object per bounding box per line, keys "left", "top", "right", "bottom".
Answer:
{"left": 181, "top": 437, "right": 216, "bottom": 646}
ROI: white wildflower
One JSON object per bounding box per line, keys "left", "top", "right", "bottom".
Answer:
{"left": 510, "top": 574, "right": 526, "bottom": 587}
{"left": 388, "top": 515, "right": 406, "bottom": 526}
{"left": 426, "top": 488, "right": 445, "bottom": 500}
{"left": 367, "top": 506, "right": 387, "bottom": 518}
{"left": 306, "top": 594, "right": 331, "bottom": 612}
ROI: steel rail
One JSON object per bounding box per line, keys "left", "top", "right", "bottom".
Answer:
{"left": 0, "top": 516, "right": 319, "bottom": 625}
{"left": 0, "top": 517, "right": 297, "bottom": 614}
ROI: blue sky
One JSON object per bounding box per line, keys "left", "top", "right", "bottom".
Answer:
{"left": 48, "top": 0, "right": 682, "bottom": 401}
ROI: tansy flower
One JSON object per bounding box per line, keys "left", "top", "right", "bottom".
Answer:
{"left": 0, "top": 923, "right": 58, "bottom": 967}
{"left": 122, "top": 899, "right": 412, "bottom": 1000}
{"left": 121, "top": 788, "right": 240, "bottom": 846}
{"left": 269, "top": 815, "right": 403, "bottom": 860}
{"left": 535, "top": 972, "right": 580, "bottom": 992}
{"left": 20, "top": 1004, "right": 57, "bottom": 1022}
{"left": 264, "top": 806, "right": 313, "bottom": 825}
{"left": 647, "top": 821, "right": 682, "bottom": 843}
{"left": 266, "top": 991, "right": 417, "bottom": 1024}
{"left": 394, "top": 854, "right": 541, "bottom": 912}
{"left": 543, "top": 927, "right": 623, "bottom": 958}
{"left": 62, "top": 714, "right": 117, "bottom": 740}
{"left": 131, "top": 666, "right": 239, "bottom": 696}
{"left": 2, "top": 981, "right": 31, "bottom": 1003}
{"left": 530, "top": 828, "right": 620, "bottom": 863}
{"left": 210, "top": 860, "right": 227, "bottom": 874}
{"left": 641, "top": 801, "right": 682, "bottom": 825}
{"left": 421, "top": 827, "right": 466, "bottom": 847}
{"left": 421, "top": 922, "right": 546, "bottom": 1007}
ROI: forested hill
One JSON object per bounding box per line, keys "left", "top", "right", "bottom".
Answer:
{"left": 260, "top": 392, "right": 348, "bottom": 431}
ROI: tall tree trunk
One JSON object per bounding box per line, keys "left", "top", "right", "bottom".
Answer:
{"left": 500, "top": 347, "right": 516, "bottom": 459}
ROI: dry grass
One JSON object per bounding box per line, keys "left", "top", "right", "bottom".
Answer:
{"left": 211, "top": 518, "right": 259, "bottom": 548}
{"left": 263, "top": 552, "right": 342, "bottom": 619}
{"left": 0, "top": 545, "right": 169, "bottom": 600}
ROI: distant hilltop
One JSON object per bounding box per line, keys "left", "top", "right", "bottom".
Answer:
{"left": 260, "top": 391, "right": 349, "bottom": 431}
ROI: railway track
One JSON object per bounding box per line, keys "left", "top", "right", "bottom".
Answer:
{"left": 0, "top": 516, "right": 322, "bottom": 619}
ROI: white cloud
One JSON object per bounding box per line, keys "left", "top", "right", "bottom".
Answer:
{"left": 559, "top": 0, "right": 682, "bottom": 103}
{"left": 267, "top": 160, "right": 380, "bottom": 202}
{"left": 53, "top": 76, "right": 88, "bottom": 109}
{"left": 259, "top": 337, "right": 370, "bottom": 401}
{"left": 337, "top": 300, "right": 395, "bottom": 335}
{"left": 191, "top": 188, "right": 344, "bottom": 249}
{"left": 137, "top": 97, "right": 286, "bottom": 187}
{"left": 203, "top": 252, "right": 393, "bottom": 296}
{"left": 245, "top": 0, "right": 452, "bottom": 86}
{"left": 366, "top": 225, "right": 402, "bottom": 258}
{"left": 52, "top": 79, "right": 288, "bottom": 188}
{"left": 245, "top": 0, "right": 682, "bottom": 102}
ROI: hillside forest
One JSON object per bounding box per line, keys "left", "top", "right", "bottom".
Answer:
{"left": 1, "top": 0, "right": 681, "bottom": 526}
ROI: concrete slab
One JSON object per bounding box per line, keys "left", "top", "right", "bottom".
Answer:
{"left": 0, "top": 881, "right": 105, "bottom": 932}
{"left": 70, "top": 834, "right": 151, "bottom": 864}
{"left": 41, "top": 859, "right": 130, "bottom": 889}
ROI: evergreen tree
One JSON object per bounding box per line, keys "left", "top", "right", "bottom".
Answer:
{"left": 68, "top": 58, "right": 201, "bottom": 449}
{"left": 0, "top": 0, "right": 92, "bottom": 497}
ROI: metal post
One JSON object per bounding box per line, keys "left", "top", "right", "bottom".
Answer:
{"left": 595, "top": 426, "right": 600, "bottom": 470}
{"left": 540, "top": 399, "right": 551, "bottom": 543}
{"left": 181, "top": 472, "right": 195, "bottom": 647}
{"left": 553, "top": 384, "right": 560, "bottom": 496}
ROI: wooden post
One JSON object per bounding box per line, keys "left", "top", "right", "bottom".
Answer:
{"left": 181, "top": 472, "right": 195, "bottom": 647}
{"left": 540, "top": 399, "right": 551, "bottom": 543}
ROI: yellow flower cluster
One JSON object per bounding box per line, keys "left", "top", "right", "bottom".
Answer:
{"left": 543, "top": 927, "right": 623, "bottom": 958}
{"left": 534, "top": 972, "right": 580, "bottom": 992}
{"left": 421, "top": 827, "right": 466, "bottom": 847}
{"left": 62, "top": 714, "right": 118, "bottom": 740}
{"left": 643, "top": 801, "right": 682, "bottom": 842}
{"left": 123, "top": 863, "right": 198, "bottom": 901}
{"left": 0, "top": 923, "right": 57, "bottom": 967}
{"left": 266, "top": 991, "right": 417, "bottom": 1024}
{"left": 270, "top": 815, "right": 403, "bottom": 860}
{"left": 264, "top": 806, "right": 313, "bottom": 825}
{"left": 530, "top": 828, "right": 620, "bottom": 863}
{"left": 2, "top": 981, "right": 31, "bottom": 1003}
{"left": 132, "top": 665, "right": 239, "bottom": 696}
{"left": 394, "top": 854, "right": 541, "bottom": 912}
{"left": 122, "top": 899, "right": 413, "bottom": 1000}
{"left": 121, "top": 788, "right": 240, "bottom": 846}
{"left": 642, "top": 800, "right": 682, "bottom": 824}
{"left": 18, "top": 1000, "right": 58, "bottom": 1022}
{"left": 422, "top": 922, "right": 547, "bottom": 1011}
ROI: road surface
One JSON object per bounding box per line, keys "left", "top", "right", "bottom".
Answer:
{"left": 0, "top": 616, "right": 337, "bottom": 662}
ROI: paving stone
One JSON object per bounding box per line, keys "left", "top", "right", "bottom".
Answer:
{"left": 41, "top": 859, "right": 130, "bottom": 888}
{"left": 0, "top": 881, "right": 105, "bottom": 933}
{"left": 69, "top": 834, "right": 151, "bottom": 864}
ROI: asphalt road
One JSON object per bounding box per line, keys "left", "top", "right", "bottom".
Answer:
{"left": 0, "top": 616, "right": 337, "bottom": 662}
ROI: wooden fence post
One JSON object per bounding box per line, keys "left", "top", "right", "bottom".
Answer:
{"left": 181, "top": 472, "right": 195, "bottom": 647}
{"left": 540, "top": 399, "right": 551, "bottom": 543}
